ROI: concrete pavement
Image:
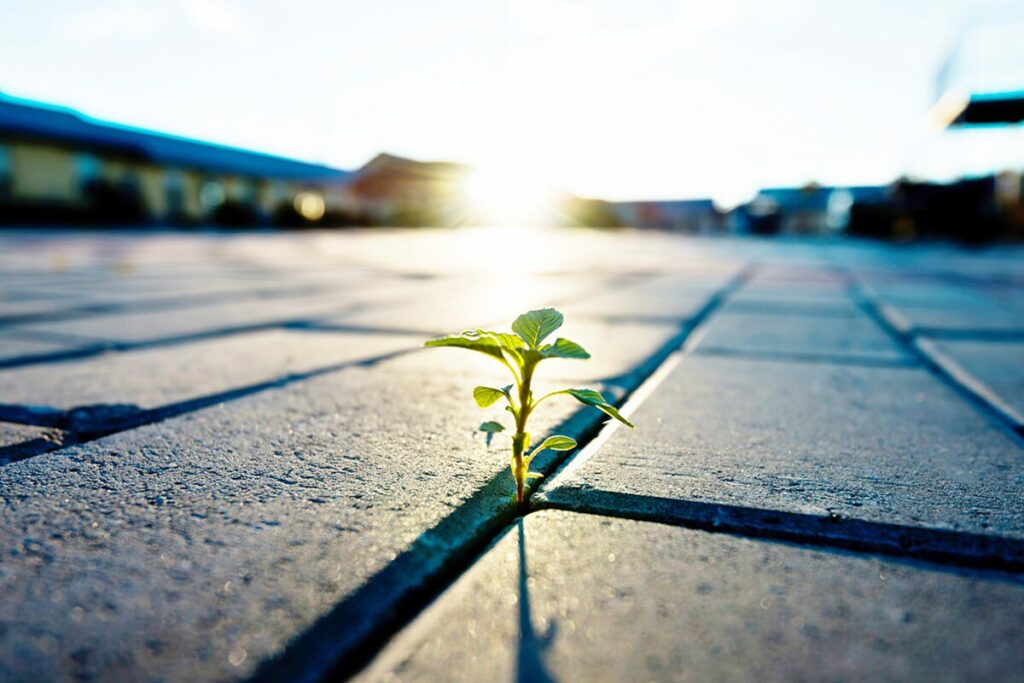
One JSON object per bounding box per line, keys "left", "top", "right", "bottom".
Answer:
{"left": 0, "top": 227, "right": 1021, "bottom": 682}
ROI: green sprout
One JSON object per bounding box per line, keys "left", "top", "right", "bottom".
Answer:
{"left": 425, "top": 308, "right": 634, "bottom": 506}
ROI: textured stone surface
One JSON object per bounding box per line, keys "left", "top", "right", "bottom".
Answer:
{"left": 0, "top": 365, "right": 593, "bottom": 682}
{"left": 726, "top": 276, "right": 858, "bottom": 315}
{"left": 694, "top": 310, "right": 911, "bottom": 362}
{"left": 0, "top": 332, "right": 96, "bottom": 363}
{"left": 0, "top": 421, "right": 63, "bottom": 464}
{"left": 0, "top": 420, "right": 49, "bottom": 448}
{"left": 318, "top": 273, "right": 603, "bottom": 334}
{"left": 540, "top": 355, "right": 1024, "bottom": 539}
{"left": 861, "top": 281, "right": 1024, "bottom": 334}
{"left": 0, "top": 329, "right": 421, "bottom": 412}
{"left": 8, "top": 293, "right": 363, "bottom": 344}
{"left": 877, "top": 300, "right": 1023, "bottom": 335}
{"left": 562, "top": 274, "right": 724, "bottom": 321}
{"left": 2, "top": 229, "right": 1023, "bottom": 683}
{"left": 918, "top": 338, "right": 1024, "bottom": 427}
{"left": 359, "top": 510, "right": 1024, "bottom": 683}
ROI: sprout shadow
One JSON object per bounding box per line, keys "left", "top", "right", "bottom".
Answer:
{"left": 515, "top": 518, "right": 558, "bottom": 683}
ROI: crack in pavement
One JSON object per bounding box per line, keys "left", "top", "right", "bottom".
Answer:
{"left": 290, "top": 265, "right": 757, "bottom": 683}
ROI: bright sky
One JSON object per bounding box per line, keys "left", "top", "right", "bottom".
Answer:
{"left": 1, "top": 0, "right": 1022, "bottom": 203}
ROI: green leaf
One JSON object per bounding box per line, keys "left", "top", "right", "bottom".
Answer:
{"left": 566, "top": 388, "right": 635, "bottom": 428}
{"left": 425, "top": 330, "right": 507, "bottom": 362}
{"left": 479, "top": 421, "right": 505, "bottom": 433}
{"left": 473, "top": 386, "right": 509, "bottom": 408}
{"left": 512, "top": 308, "right": 564, "bottom": 348}
{"left": 532, "top": 435, "right": 577, "bottom": 454}
{"left": 425, "top": 330, "right": 525, "bottom": 369}
{"left": 538, "top": 337, "right": 591, "bottom": 360}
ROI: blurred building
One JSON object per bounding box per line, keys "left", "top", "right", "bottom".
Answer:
{"left": 932, "top": 18, "right": 1024, "bottom": 126}
{"left": 345, "top": 153, "right": 469, "bottom": 226}
{"left": 0, "top": 94, "right": 349, "bottom": 226}
{"left": 609, "top": 199, "right": 719, "bottom": 233}
{"left": 732, "top": 185, "right": 890, "bottom": 237}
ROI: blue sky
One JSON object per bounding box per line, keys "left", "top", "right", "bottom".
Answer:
{"left": 1, "top": 0, "right": 1021, "bottom": 202}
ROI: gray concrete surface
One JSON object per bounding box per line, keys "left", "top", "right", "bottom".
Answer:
{"left": 0, "top": 329, "right": 421, "bottom": 412}
{"left": 359, "top": 510, "right": 1024, "bottom": 683}
{"left": 539, "top": 355, "right": 1024, "bottom": 541}
{"left": 693, "top": 309, "right": 911, "bottom": 363}
{"left": 0, "top": 365, "right": 590, "bottom": 682}
{"left": 0, "top": 228, "right": 1022, "bottom": 682}
{"left": 917, "top": 337, "right": 1024, "bottom": 428}
{"left": 0, "top": 332, "right": 95, "bottom": 364}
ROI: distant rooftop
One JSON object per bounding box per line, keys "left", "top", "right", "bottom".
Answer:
{"left": 0, "top": 93, "right": 350, "bottom": 181}
{"left": 934, "top": 19, "right": 1024, "bottom": 127}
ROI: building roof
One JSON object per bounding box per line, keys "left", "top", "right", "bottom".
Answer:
{"left": 936, "top": 90, "right": 1024, "bottom": 127}
{"left": 0, "top": 93, "right": 350, "bottom": 181}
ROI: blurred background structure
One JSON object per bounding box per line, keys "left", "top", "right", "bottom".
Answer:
{"left": 0, "top": 1, "right": 1022, "bottom": 240}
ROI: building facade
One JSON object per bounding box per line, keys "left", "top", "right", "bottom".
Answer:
{"left": 0, "top": 94, "right": 350, "bottom": 226}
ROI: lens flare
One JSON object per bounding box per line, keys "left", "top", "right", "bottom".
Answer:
{"left": 461, "top": 165, "right": 557, "bottom": 226}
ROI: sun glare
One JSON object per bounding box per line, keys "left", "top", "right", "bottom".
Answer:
{"left": 461, "top": 165, "right": 557, "bottom": 226}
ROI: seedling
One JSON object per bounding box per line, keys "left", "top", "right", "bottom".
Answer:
{"left": 425, "top": 308, "right": 634, "bottom": 506}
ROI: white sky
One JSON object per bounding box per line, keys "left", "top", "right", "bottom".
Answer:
{"left": 1, "top": 0, "right": 1022, "bottom": 202}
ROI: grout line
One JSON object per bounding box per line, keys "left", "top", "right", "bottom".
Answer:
{"left": 844, "top": 271, "right": 1024, "bottom": 447}
{"left": 534, "top": 491, "right": 1024, "bottom": 573}
{"left": 539, "top": 265, "right": 754, "bottom": 493}
{"left": 311, "top": 264, "right": 758, "bottom": 683}
{"left": 914, "top": 337, "right": 1024, "bottom": 432}
{"left": 0, "top": 271, "right": 654, "bottom": 459}
{"left": 0, "top": 347, "right": 420, "bottom": 464}
{"left": 0, "top": 282, "right": 344, "bottom": 327}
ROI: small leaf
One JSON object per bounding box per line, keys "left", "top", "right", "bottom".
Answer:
{"left": 539, "top": 337, "right": 591, "bottom": 360}
{"left": 490, "top": 333, "right": 526, "bottom": 351}
{"left": 512, "top": 308, "right": 564, "bottom": 348}
{"left": 526, "top": 472, "right": 544, "bottom": 480}
{"left": 425, "top": 331, "right": 507, "bottom": 362}
{"left": 473, "top": 386, "right": 508, "bottom": 408}
{"left": 566, "top": 388, "right": 635, "bottom": 428}
{"left": 532, "top": 435, "right": 577, "bottom": 454}
{"left": 479, "top": 421, "right": 505, "bottom": 433}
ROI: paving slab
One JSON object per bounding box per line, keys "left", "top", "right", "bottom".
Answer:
{"left": 917, "top": 338, "right": 1024, "bottom": 427}
{"left": 862, "top": 281, "right": 999, "bottom": 308}
{"left": 876, "top": 301, "right": 1024, "bottom": 336}
{"left": 562, "top": 274, "right": 722, "bottom": 322}
{"left": 0, "top": 364, "right": 597, "bottom": 683}
{"left": 720, "top": 296, "right": 860, "bottom": 318}
{"left": 0, "top": 333, "right": 97, "bottom": 364}
{"left": 694, "top": 309, "right": 911, "bottom": 363}
{"left": 860, "top": 281, "right": 1024, "bottom": 335}
{"left": 0, "top": 295, "right": 93, "bottom": 320}
{"left": 540, "top": 355, "right": 1024, "bottom": 542}
{"left": 0, "top": 329, "right": 421, "bottom": 419}
{"left": 725, "top": 273, "right": 858, "bottom": 316}
{"left": 749, "top": 262, "right": 843, "bottom": 282}
{"left": 7, "top": 292, "right": 364, "bottom": 345}
{"left": 318, "top": 273, "right": 603, "bottom": 335}
{"left": 358, "top": 510, "right": 1024, "bottom": 683}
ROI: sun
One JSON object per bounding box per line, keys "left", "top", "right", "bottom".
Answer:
{"left": 460, "top": 164, "right": 558, "bottom": 226}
